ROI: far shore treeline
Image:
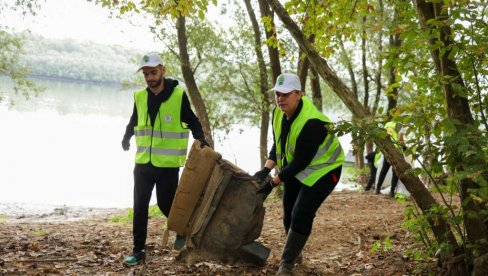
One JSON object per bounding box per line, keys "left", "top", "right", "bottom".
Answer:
{"left": 13, "top": 32, "right": 143, "bottom": 85}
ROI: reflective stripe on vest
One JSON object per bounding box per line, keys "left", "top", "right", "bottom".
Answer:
{"left": 134, "top": 86, "right": 189, "bottom": 167}
{"left": 272, "top": 97, "right": 344, "bottom": 187}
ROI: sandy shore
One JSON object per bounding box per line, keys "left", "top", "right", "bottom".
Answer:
{"left": 0, "top": 202, "right": 125, "bottom": 223}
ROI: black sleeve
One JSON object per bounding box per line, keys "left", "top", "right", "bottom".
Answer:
{"left": 123, "top": 104, "right": 137, "bottom": 141}
{"left": 278, "top": 119, "right": 329, "bottom": 183}
{"left": 180, "top": 93, "right": 205, "bottom": 140}
{"left": 268, "top": 142, "right": 277, "bottom": 162}
{"left": 268, "top": 107, "right": 277, "bottom": 162}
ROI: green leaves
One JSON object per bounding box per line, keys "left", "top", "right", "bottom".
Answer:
{"left": 370, "top": 236, "right": 393, "bottom": 253}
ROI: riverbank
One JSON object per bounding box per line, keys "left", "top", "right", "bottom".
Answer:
{"left": 0, "top": 203, "right": 126, "bottom": 223}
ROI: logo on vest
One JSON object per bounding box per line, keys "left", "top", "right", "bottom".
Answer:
{"left": 164, "top": 115, "right": 172, "bottom": 122}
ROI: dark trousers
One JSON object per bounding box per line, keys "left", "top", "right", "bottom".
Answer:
{"left": 375, "top": 160, "right": 398, "bottom": 194}
{"left": 133, "top": 164, "right": 179, "bottom": 252}
{"left": 283, "top": 166, "right": 341, "bottom": 236}
{"left": 364, "top": 161, "right": 377, "bottom": 191}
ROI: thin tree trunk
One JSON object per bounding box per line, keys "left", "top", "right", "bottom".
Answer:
{"left": 176, "top": 15, "right": 214, "bottom": 148}
{"left": 338, "top": 37, "right": 363, "bottom": 168}
{"left": 310, "top": 67, "right": 322, "bottom": 112}
{"left": 244, "top": 0, "right": 270, "bottom": 167}
{"left": 297, "top": 48, "right": 309, "bottom": 92}
{"left": 386, "top": 32, "right": 400, "bottom": 113}
{"left": 373, "top": 0, "right": 384, "bottom": 115}
{"left": 258, "top": 0, "right": 281, "bottom": 84}
{"left": 267, "top": 0, "right": 458, "bottom": 248}
{"left": 361, "top": 15, "right": 369, "bottom": 108}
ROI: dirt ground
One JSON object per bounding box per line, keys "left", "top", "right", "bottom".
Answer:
{"left": 0, "top": 191, "right": 439, "bottom": 275}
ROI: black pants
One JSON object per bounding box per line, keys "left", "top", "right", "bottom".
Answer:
{"left": 375, "top": 160, "right": 398, "bottom": 194}
{"left": 132, "top": 164, "right": 179, "bottom": 252}
{"left": 283, "top": 166, "right": 341, "bottom": 236}
{"left": 364, "top": 161, "right": 377, "bottom": 191}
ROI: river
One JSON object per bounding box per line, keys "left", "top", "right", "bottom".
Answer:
{"left": 0, "top": 76, "right": 354, "bottom": 210}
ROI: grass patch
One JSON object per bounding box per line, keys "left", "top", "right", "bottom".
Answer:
{"left": 33, "top": 228, "right": 49, "bottom": 236}
{"left": 110, "top": 205, "right": 165, "bottom": 224}
{"left": 0, "top": 213, "right": 6, "bottom": 223}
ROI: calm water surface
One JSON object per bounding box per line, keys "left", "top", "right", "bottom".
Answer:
{"left": 0, "top": 77, "right": 353, "bottom": 208}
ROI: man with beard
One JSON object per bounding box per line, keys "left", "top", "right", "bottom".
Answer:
{"left": 121, "top": 52, "right": 208, "bottom": 266}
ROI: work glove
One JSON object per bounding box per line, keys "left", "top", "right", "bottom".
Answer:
{"left": 122, "top": 139, "right": 130, "bottom": 151}
{"left": 253, "top": 167, "right": 271, "bottom": 182}
{"left": 257, "top": 180, "right": 276, "bottom": 196}
{"left": 198, "top": 138, "right": 209, "bottom": 148}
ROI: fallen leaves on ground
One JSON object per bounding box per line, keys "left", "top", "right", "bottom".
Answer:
{"left": 0, "top": 191, "right": 439, "bottom": 275}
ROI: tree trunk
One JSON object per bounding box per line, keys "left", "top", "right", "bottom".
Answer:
{"left": 386, "top": 32, "right": 400, "bottom": 113}
{"left": 176, "top": 16, "right": 214, "bottom": 148}
{"left": 244, "top": 0, "right": 270, "bottom": 167}
{"left": 338, "top": 37, "right": 363, "bottom": 168}
{"left": 310, "top": 67, "right": 322, "bottom": 112}
{"left": 267, "top": 0, "right": 458, "bottom": 248}
{"left": 297, "top": 48, "right": 309, "bottom": 92}
{"left": 373, "top": 0, "right": 384, "bottom": 115}
{"left": 258, "top": 0, "right": 282, "bottom": 83}
{"left": 414, "top": 0, "right": 488, "bottom": 266}
{"left": 361, "top": 15, "right": 369, "bottom": 108}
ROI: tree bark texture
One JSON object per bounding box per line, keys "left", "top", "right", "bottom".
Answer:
{"left": 297, "top": 47, "right": 309, "bottom": 92}
{"left": 258, "top": 0, "right": 282, "bottom": 84}
{"left": 176, "top": 16, "right": 214, "bottom": 148}
{"left": 310, "top": 67, "right": 322, "bottom": 112}
{"left": 386, "top": 32, "right": 400, "bottom": 113}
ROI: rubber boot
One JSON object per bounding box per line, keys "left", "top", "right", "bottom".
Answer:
{"left": 283, "top": 227, "right": 303, "bottom": 265}
{"left": 276, "top": 230, "right": 309, "bottom": 276}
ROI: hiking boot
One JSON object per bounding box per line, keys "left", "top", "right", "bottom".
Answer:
{"left": 174, "top": 235, "right": 186, "bottom": 250}
{"left": 123, "top": 250, "right": 146, "bottom": 266}
{"left": 276, "top": 230, "right": 309, "bottom": 276}
{"left": 276, "top": 261, "right": 294, "bottom": 275}
{"left": 389, "top": 191, "right": 395, "bottom": 198}
{"left": 295, "top": 252, "right": 303, "bottom": 264}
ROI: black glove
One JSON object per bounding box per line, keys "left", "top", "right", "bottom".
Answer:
{"left": 257, "top": 180, "right": 276, "bottom": 195}
{"left": 253, "top": 167, "right": 271, "bottom": 182}
{"left": 121, "top": 139, "right": 130, "bottom": 151}
{"left": 198, "top": 138, "right": 209, "bottom": 148}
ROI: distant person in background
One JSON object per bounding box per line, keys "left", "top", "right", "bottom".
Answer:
{"left": 253, "top": 73, "right": 344, "bottom": 275}
{"left": 121, "top": 52, "right": 208, "bottom": 266}
{"left": 375, "top": 121, "right": 405, "bottom": 197}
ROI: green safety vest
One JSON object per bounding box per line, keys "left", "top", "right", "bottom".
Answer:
{"left": 375, "top": 121, "right": 402, "bottom": 166}
{"left": 134, "top": 86, "right": 189, "bottom": 167}
{"left": 385, "top": 121, "right": 404, "bottom": 150}
{"left": 385, "top": 121, "right": 398, "bottom": 142}
{"left": 374, "top": 151, "right": 382, "bottom": 168}
{"left": 273, "top": 97, "right": 344, "bottom": 187}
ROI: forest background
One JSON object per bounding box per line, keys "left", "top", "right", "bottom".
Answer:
{"left": 1, "top": 0, "right": 487, "bottom": 275}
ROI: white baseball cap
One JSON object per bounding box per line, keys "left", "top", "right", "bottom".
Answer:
{"left": 139, "top": 52, "right": 164, "bottom": 70}
{"left": 268, "top": 73, "right": 301, "bottom": 93}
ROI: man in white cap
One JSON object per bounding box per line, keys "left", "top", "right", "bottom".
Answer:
{"left": 121, "top": 52, "right": 208, "bottom": 265}
{"left": 253, "top": 72, "right": 344, "bottom": 275}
